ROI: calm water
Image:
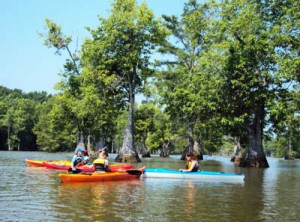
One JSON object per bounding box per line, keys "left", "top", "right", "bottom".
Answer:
{"left": 0, "top": 151, "right": 299, "bottom": 222}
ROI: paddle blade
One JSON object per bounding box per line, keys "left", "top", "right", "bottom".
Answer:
{"left": 126, "top": 167, "right": 145, "bottom": 175}
{"left": 67, "top": 168, "right": 82, "bottom": 174}
{"left": 126, "top": 169, "right": 142, "bottom": 175}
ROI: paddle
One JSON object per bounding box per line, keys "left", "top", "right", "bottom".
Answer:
{"left": 125, "top": 167, "right": 145, "bottom": 176}
{"left": 68, "top": 168, "right": 82, "bottom": 174}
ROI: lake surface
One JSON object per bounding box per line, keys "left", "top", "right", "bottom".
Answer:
{"left": 0, "top": 151, "right": 299, "bottom": 222}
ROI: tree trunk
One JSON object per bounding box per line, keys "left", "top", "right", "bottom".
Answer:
{"left": 77, "top": 130, "right": 83, "bottom": 146}
{"left": 180, "top": 122, "right": 203, "bottom": 160}
{"left": 141, "top": 139, "right": 151, "bottom": 158}
{"left": 75, "top": 142, "right": 86, "bottom": 153}
{"left": 231, "top": 136, "right": 243, "bottom": 166}
{"left": 180, "top": 122, "right": 194, "bottom": 160}
{"left": 87, "top": 134, "right": 93, "bottom": 154}
{"left": 96, "top": 137, "right": 106, "bottom": 150}
{"left": 193, "top": 140, "right": 203, "bottom": 160}
{"left": 8, "top": 126, "right": 13, "bottom": 151}
{"left": 111, "top": 141, "right": 114, "bottom": 153}
{"left": 115, "top": 125, "right": 141, "bottom": 162}
{"left": 160, "top": 139, "right": 169, "bottom": 158}
{"left": 115, "top": 75, "right": 141, "bottom": 163}
{"left": 239, "top": 108, "right": 269, "bottom": 168}
{"left": 284, "top": 135, "right": 294, "bottom": 160}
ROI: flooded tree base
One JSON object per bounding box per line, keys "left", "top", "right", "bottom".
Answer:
{"left": 142, "top": 152, "right": 151, "bottom": 158}
{"left": 238, "top": 152, "right": 269, "bottom": 168}
{"left": 284, "top": 155, "right": 295, "bottom": 160}
{"left": 115, "top": 153, "right": 141, "bottom": 163}
{"left": 160, "top": 153, "right": 169, "bottom": 158}
{"left": 231, "top": 155, "right": 243, "bottom": 167}
{"left": 180, "top": 153, "right": 203, "bottom": 161}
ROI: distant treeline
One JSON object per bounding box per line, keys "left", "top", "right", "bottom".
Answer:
{"left": 0, "top": 86, "right": 51, "bottom": 151}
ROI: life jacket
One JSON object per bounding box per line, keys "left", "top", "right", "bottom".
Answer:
{"left": 93, "top": 158, "right": 107, "bottom": 172}
{"left": 186, "top": 160, "right": 199, "bottom": 172}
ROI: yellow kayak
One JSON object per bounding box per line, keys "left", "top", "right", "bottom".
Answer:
{"left": 26, "top": 159, "right": 45, "bottom": 167}
{"left": 26, "top": 159, "right": 70, "bottom": 167}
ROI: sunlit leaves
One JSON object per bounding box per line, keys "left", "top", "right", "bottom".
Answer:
{"left": 42, "top": 18, "right": 72, "bottom": 54}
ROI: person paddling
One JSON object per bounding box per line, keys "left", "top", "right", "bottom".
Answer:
{"left": 179, "top": 152, "right": 199, "bottom": 172}
{"left": 93, "top": 148, "right": 110, "bottom": 172}
{"left": 71, "top": 148, "right": 85, "bottom": 171}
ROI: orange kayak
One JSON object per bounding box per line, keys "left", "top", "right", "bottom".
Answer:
{"left": 59, "top": 167, "right": 145, "bottom": 183}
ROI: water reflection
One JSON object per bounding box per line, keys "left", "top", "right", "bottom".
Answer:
{"left": 242, "top": 168, "right": 265, "bottom": 221}
{"left": 261, "top": 159, "right": 300, "bottom": 221}
{"left": 139, "top": 177, "right": 246, "bottom": 222}
{"left": 182, "top": 181, "right": 197, "bottom": 221}
{"left": 56, "top": 180, "right": 147, "bottom": 221}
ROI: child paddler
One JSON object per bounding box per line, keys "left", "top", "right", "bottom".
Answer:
{"left": 179, "top": 152, "right": 199, "bottom": 172}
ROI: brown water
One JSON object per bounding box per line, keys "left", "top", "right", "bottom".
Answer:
{"left": 0, "top": 151, "right": 299, "bottom": 222}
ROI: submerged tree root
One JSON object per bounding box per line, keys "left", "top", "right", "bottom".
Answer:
{"left": 115, "top": 153, "right": 141, "bottom": 163}
{"left": 238, "top": 152, "right": 269, "bottom": 168}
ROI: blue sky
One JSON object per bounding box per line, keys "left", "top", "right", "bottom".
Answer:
{"left": 0, "top": 0, "right": 186, "bottom": 94}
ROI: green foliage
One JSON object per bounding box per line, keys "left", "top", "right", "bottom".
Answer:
{"left": 82, "top": 0, "right": 166, "bottom": 96}
{"left": 156, "top": 0, "right": 224, "bottom": 154}
{"left": 113, "top": 109, "right": 129, "bottom": 150}
{"left": 198, "top": 0, "right": 298, "bottom": 161}
{"left": 33, "top": 96, "right": 77, "bottom": 152}
{"left": 212, "top": 0, "right": 273, "bottom": 130}
{"left": 41, "top": 16, "right": 121, "bottom": 148}
{"left": 42, "top": 18, "right": 72, "bottom": 55}
{"left": 135, "top": 103, "right": 156, "bottom": 144}
{"left": 0, "top": 86, "right": 49, "bottom": 150}
{"left": 144, "top": 105, "right": 172, "bottom": 151}
{"left": 81, "top": 0, "right": 167, "bottom": 156}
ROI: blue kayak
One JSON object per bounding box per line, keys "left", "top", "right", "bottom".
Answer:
{"left": 142, "top": 168, "right": 245, "bottom": 183}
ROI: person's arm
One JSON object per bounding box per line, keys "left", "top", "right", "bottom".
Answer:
{"left": 83, "top": 156, "right": 89, "bottom": 163}
{"left": 180, "top": 161, "right": 196, "bottom": 172}
{"left": 105, "top": 159, "right": 111, "bottom": 172}
{"left": 71, "top": 155, "right": 77, "bottom": 169}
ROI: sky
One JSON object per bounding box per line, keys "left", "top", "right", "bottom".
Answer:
{"left": 0, "top": 0, "right": 187, "bottom": 95}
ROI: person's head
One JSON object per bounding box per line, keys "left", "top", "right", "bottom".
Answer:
{"left": 83, "top": 150, "right": 88, "bottom": 156}
{"left": 76, "top": 148, "right": 84, "bottom": 156}
{"left": 186, "top": 152, "right": 196, "bottom": 161}
{"left": 101, "top": 150, "right": 108, "bottom": 158}
{"left": 99, "top": 146, "right": 108, "bottom": 157}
